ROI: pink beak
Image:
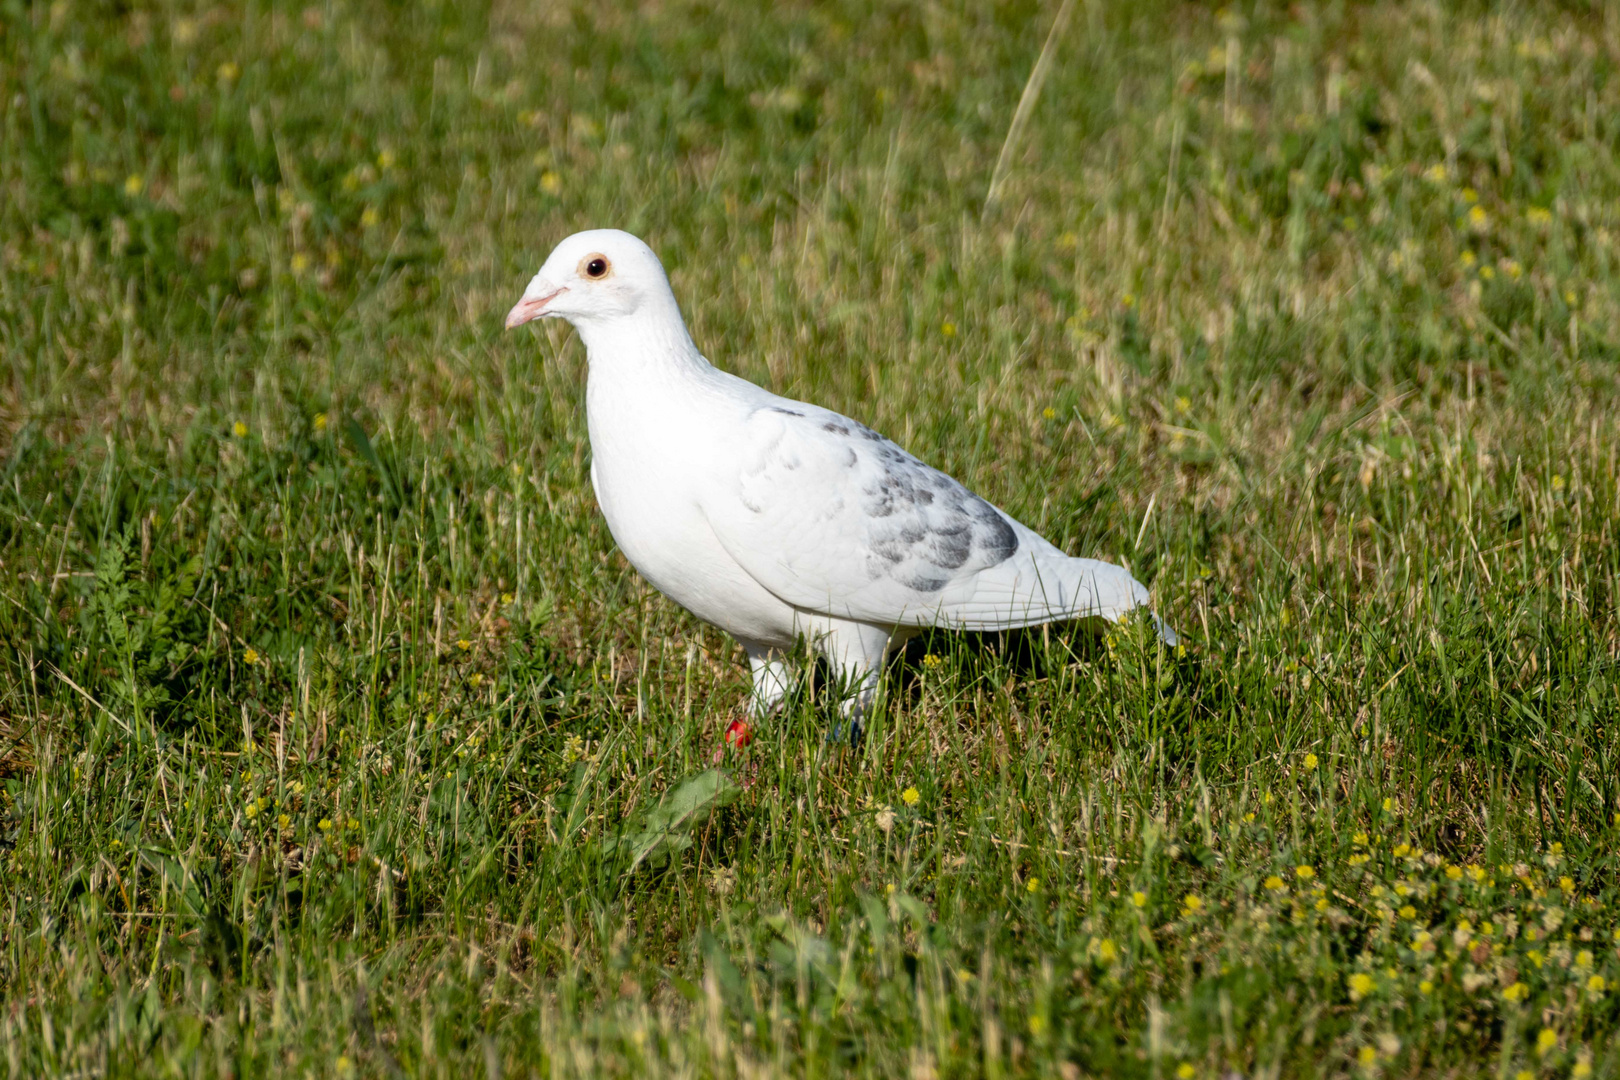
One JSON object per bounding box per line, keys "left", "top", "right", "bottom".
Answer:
{"left": 504, "top": 286, "right": 566, "bottom": 329}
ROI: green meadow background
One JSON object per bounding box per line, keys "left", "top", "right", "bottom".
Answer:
{"left": 3, "top": 0, "right": 1620, "bottom": 1075}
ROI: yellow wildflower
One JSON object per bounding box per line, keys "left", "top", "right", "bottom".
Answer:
{"left": 1182, "top": 893, "right": 1204, "bottom": 914}
{"left": 1176, "top": 1065, "right": 1195, "bottom": 1080}
{"left": 941, "top": 321, "right": 957, "bottom": 337}
{"left": 901, "top": 786, "right": 920, "bottom": 806}
{"left": 1303, "top": 752, "right": 1318, "bottom": 770}
{"left": 1264, "top": 875, "right": 1286, "bottom": 892}
{"left": 1348, "top": 972, "right": 1375, "bottom": 998}
{"left": 242, "top": 647, "right": 259, "bottom": 665}
{"left": 1468, "top": 205, "right": 1488, "bottom": 229}
{"left": 1097, "top": 938, "right": 1118, "bottom": 962}
{"left": 1131, "top": 891, "right": 1148, "bottom": 908}
{"left": 1295, "top": 864, "right": 1315, "bottom": 880}
{"left": 1446, "top": 865, "right": 1463, "bottom": 880}
{"left": 1026, "top": 877, "right": 1040, "bottom": 894}
{"left": 318, "top": 818, "right": 333, "bottom": 832}
{"left": 1588, "top": 975, "right": 1607, "bottom": 994}
{"left": 1398, "top": 905, "right": 1416, "bottom": 919}
{"left": 1537, "top": 1029, "right": 1558, "bottom": 1054}
{"left": 1502, "top": 982, "right": 1528, "bottom": 1002}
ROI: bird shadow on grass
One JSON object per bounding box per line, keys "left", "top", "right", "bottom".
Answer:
{"left": 888, "top": 617, "right": 1202, "bottom": 710}
{"left": 728, "top": 616, "right": 1209, "bottom": 751}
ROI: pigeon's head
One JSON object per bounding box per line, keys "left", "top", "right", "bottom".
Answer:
{"left": 504, "top": 229, "right": 676, "bottom": 331}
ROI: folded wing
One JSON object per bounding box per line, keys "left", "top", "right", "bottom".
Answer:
{"left": 703, "top": 403, "right": 1168, "bottom": 636}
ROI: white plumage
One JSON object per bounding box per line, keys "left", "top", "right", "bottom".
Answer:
{"left": 505, "top": 229, "right": 1173, "bottom": 718}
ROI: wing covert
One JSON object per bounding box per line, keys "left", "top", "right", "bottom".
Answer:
{"left": 703, "top": 404, "right": 1021, "bottom": 624}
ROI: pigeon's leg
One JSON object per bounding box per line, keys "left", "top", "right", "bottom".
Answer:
{"left": 814, "top": 618, "right": 898, "bottom": 721}
{"left": 743, "top": 642, "right": 793, "bottom": 718}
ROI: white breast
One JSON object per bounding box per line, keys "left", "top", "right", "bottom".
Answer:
{"left": 584, "top": 365, "right": 799, "bottom": 648}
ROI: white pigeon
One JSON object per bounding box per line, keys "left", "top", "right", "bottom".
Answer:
{"left": 505, "top": 229, "right": 1174, "bottom": 720}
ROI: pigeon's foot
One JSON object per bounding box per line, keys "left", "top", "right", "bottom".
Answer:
{"left": 826, "top": 718, "right": 864, "bottom": 748}
{"left": 823, "top": 668, "right": 879, "bottom": 748}
{"left": 714, "top": 709, "right": 756, "bottom": 764}
{"left": 724, "top": 716, "right": 753, "bottom": 749}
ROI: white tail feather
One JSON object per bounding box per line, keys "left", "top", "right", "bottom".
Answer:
{"left": 923, "top": 531, "right": 1176, "bottom": 644}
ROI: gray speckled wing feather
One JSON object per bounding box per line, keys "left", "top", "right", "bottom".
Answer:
{"left": 705, "top": 403, "right": 1165, "bottom": 637}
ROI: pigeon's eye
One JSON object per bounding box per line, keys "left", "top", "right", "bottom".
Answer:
{"left": 582, "top": 255, "right": 611, "bottom": 280}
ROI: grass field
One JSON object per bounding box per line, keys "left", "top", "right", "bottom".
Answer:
{"left": 4, "top": 0, "right": 1620, "bottom": 1075}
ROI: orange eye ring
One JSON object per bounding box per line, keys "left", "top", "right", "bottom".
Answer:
{"left": 581, "top": 254, "right": 611, "bottom": 280}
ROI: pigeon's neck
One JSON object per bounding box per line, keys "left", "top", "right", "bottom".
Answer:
{"left": 573, "top": 297, "right": 709, "bottom": 378}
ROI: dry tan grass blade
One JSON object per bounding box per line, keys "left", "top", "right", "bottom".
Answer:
{"left": 983, "top": 0, "right": 1080, "bottom": 217}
